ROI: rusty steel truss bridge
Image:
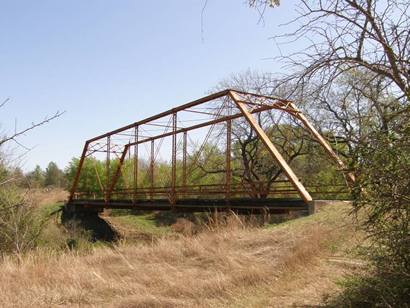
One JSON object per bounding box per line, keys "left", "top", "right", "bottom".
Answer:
{"left": 66, "top": 90, "right": 354, "bottom": 214}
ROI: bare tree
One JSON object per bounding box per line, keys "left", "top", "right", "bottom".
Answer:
{"left": 250, "top": 1, "right": 410, "bottom": 304}
{"left": 0, "top": 99, "right": 64, "bottom": 254}
{"left": 231, "top": 111, "right": 310, "bottom": 198}
{"left": 276, "top": 1, "right": 409, "bottom": 113}
{"left": 0, "top": 98, "right": 64, "bottom": 149}
{"left": 302, "top": 70, "right": 395, "bottom": 163}
{"left": 244, "top": 0, "right": 409, "bottom": 175}
{"left": 194, "top": 71, "right": 316, "bottom": 198}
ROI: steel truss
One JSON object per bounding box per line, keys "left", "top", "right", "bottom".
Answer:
{"left": 67, "top": 89, "right": 354, "bottom": 212}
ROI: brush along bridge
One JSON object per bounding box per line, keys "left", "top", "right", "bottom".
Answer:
{"left": 66, "top": 90, "right": 353, "bottom": 214}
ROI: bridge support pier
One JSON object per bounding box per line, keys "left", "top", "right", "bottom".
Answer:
{"left": 62, "top": 204, "right": 118, "bottom": 242}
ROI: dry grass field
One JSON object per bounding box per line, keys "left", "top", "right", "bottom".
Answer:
{"left": 0, "top": 202, "right": 364, "bottom": 307}
{"left": 30, "top": 188, "right": 68, "bottom": 207}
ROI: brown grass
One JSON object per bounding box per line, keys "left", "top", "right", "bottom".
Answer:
{"left": 0, "top": 202, "right": 362, "bottom": 307}
{"left": 30, "top": 188, "right": 68, "bottom": 206}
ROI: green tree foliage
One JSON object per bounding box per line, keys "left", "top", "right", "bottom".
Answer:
{"left": 65, "top": 157, "right": 148, "bottom": 197}
{"left": 215, "top": 71, "right": 347, "bottom": 198}
{"left": 44, "top": 162, "right": 65, "bottom": 187}
{"left": 258, "top": 0, "right": 410, "bottom": 305}
{"left": 0, "top": 184, "right": 44, "bottom": 254}
{"left": 68, "top": 132, "right": 346, "bottom": 201}
{"left": 328, "top": 118, "right": 410, "bottom": 307}
{"left": 65, "top": 158, "right": 105, "bottom": 194}
{"left": 0, "top": 154, "right": 45, "bottom": 254}
{"left": 0, "top": 97, "right": 62, "bottom": 255}
{"left": 248, "top": 0, "right": 280, "bottom": 8}
{"left": 25, "top": 165, "right": 45, "bottom": 188}
{"left": 355, "top": 122, "right": 410, "bottom": 303}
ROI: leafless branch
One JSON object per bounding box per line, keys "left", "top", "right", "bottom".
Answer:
{"left": 0, "top": 111, "right": 65, "bottom": 147}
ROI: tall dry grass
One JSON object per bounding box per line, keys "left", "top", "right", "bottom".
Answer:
{"left": 0, "top": 203, "right": 358, "bottom": 307}
{"left": 30, "top": 188, "right": 68, "bottom": 207}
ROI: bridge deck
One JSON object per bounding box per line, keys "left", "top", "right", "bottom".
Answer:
{"left": 66, "top": 198, "right": 310, "bottom": 214}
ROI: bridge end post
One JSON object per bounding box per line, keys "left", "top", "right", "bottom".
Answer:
{"left": 308, "top": 201, "right": 316, "bottom": 215}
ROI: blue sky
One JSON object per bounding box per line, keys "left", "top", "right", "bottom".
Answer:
{"left": 0, "top": 0, "right": 300, "bottom": 171}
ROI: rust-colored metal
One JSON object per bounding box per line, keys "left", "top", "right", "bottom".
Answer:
{"left": 229, "top": 91, "right": 313, "bottom": 203}
{"left": 68, "top": 141, "right": 89, "bottom": 202}
{"left": 133, "top": 126, "right": 138, "bottom": 203}
{"left": 93, "top": 162, "right": 104, "bottom": 194}
{"left": 288, "top": 103, "right": 356, "bottom": 184}
{"left": 124, "top": 105, "right": 274, "bottom": 148}
{"left": 182, "top": 131, "right": 187, "bottom": 198}
{"left": 68, "top": 89, "right": 351, "bottom": 211}
{"left": 107, "top": 144, "right": 129, "bottom": 201}
{"left": 226, "top": 119, "right": 232, "bottom": 200}
{"left": 171, "top": 112, "right": 177, "bottom": 204}
{"left": 182, "top": 132, "right": 187, "bottom": 183}
{"left": 105, "top": 136, "right": 111, "bottom": 203}
{"left": 150, "top": 139, "right": 154, "bottom": 201}
{"left": 86, "top": 90, "right": 231, "bottom": 144}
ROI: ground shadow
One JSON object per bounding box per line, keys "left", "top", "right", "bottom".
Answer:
{"left": 61, "top": 207, "right": 119, "bottom": 242}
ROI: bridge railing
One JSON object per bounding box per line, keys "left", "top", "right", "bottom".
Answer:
{"left": 71, "top": 181, "right": 350, "bottom": 203}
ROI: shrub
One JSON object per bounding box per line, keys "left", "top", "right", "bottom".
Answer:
{"left": 339, "top": 117, "right": 410, "bottom": 307}
{"left": 0, "top": 185, "right": 45, "bottom": 254}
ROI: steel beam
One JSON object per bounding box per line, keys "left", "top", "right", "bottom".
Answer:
{"left": 226, "top": 119, "right": 232, "bottom": 200}
{"left": 105, "top": 136, "right": 111, "bottom": 203}
{"left": 171, "top": 112, "right": 177, "bottom": 204}
{"left": 150, "top": 139, "right": 154, "bottom": 201}
{"left": 289, "top": 103, "right": 356, "bottom": 184}
{"left": 86, "top": 90, "right": 231, "bottom": 143}
{"left": 107, "top": 144, "right": 130, "bottom": 201}
{"left": 229, "top": 90, "right": 313, "bottom": 203}
{"left": 125, "top": 105, "right": 274, "bottom": 148}
{"left": 68, "top": 141, "right": 89, "bottom": 201}
{"left": 133, "top": 126, "right": 139, "bottom": 202}
{"left": 69, "top": 89, "right": 352, "bottom": 208}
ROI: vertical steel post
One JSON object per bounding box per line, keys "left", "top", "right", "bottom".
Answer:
{"left": 226, "top": 120, "right": 232, "bottom": 200}
{"left": 150, "top": 139, "right": 154, "bottom": 201}
{"left": 171, "top": 113, "right": 177, "bottom": 204}
{"left": 105, "top": 136, "right": 111, "bottom": 203}
{"left": 182, "top": 131, "right": 187, "bottom": 197}
{"left": 133, "top": 126, "right": 139, "bottom": 203}
{"left": 69, "top": 141, "right": 89, "bottom": 201}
